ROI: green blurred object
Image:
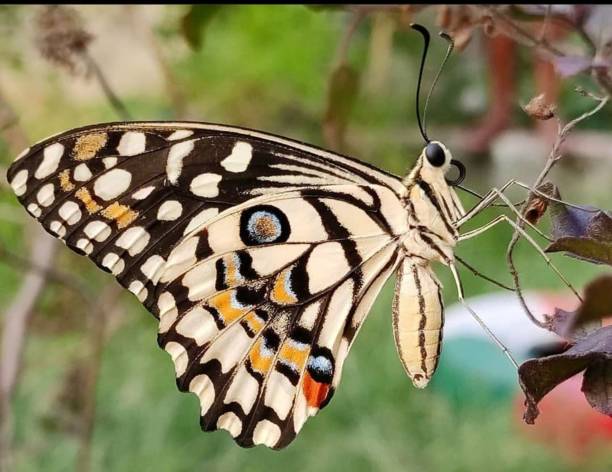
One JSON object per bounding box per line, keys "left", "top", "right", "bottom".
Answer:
{"left": 431, "top": 336, "right": 519, "bottom": 408}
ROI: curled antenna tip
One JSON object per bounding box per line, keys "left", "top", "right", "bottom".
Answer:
{"left": 439, "top": 31, "right": 453, "bottom": 42}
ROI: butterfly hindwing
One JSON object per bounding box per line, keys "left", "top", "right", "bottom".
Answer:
{"left": 6, "top": 121, "right": 408, "bottom": 448}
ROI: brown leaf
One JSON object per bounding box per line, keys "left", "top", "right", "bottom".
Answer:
{"left": 519, "top": 325, "right": 612, "bottom": 424}
{"left": 523, "top": 93, "right": 556, "bottom": 120}
{"left": 544, "top": 191, "right": 612, "bottom": 265}
{"left": 323, "top": 64, "right": 360, "bottom": 152}
{"left": 545, "top": 274, "right": 612, "bottom": 339}
{"left": 523, "top": 182, "right": 556, "bottom": 225}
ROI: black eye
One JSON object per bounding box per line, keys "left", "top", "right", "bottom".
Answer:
{"left": 425, "top": 143, "right": 446, "bottom": 167}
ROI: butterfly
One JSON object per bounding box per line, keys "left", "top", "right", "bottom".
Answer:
{"left": 5, "top": 25, "right": 469, "bottom": 449}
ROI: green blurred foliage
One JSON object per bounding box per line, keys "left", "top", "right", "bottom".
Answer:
{"left": 0, "top": 5, "right": 611, "bottom": 472}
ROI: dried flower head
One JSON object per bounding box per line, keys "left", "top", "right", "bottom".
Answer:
{"left": 34, "top": 5, "right": 93, "bottom": 76}
{"left": 523, "top": 93, "right": 556, "bottom": 120}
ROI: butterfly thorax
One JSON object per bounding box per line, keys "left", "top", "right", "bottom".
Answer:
{"left": 399, "top": 149, "right": 465, "bottom": 266}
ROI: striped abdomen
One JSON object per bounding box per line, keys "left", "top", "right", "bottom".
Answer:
{"left": 392, "top": 258, "right": 443, "bottom": 388}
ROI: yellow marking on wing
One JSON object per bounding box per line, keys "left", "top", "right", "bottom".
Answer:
{"left": 75, "top": 187, "right": 101, "bottom": 214}
{"left": 271, "top": 269, "right": 297, "bottom": 305}
{"left": 243, "top": 311, "right": 264, "bottom": 333}
{"left": 224, "top": 256, "right": 242, "bottom": 287}
{"left": 208, "top": 291, "right": 248, "bottom": 325}
{"left": 279, "top": 342, "right": 308, "bottom": 370}
{"left": 101, "top": 201, "right": 139, "bottom": 229}
{"left": 59, "top": 169, "right": 75, "bottom": 192}
{"left": 73, "top": 132, "right": 108, "bottom": 160}
{"left": 248, "top": 338, "right": 274, "bottom": 375}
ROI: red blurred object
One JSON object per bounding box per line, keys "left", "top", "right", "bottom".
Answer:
{"left": 514, "top": 372, "right": 612, "bottom": 461}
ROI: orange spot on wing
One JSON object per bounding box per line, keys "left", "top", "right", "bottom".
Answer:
{"left": 243, "top": 311, "right": 264, "bottom": 333}
{"left": 75, "top": 187, "right": 101, "bottom": 214}
{"left": 303, "top": 372, "right": 330, "bottom": 408}
{"left": 73, "top": 132, "right": 107, "bottom": 160}
{"left": 279, "top": 342, "right": 308, "bottom": 371}
{"left": 249, "top": 338, "right": 273, "bottom": 375}
{"left": 271, "top": 269, "right": 297, "bottom": 305}
{"left": 209, "top": 291, "right": 249, "bottom": 325}
{"left": 59, "top": 170, "right": 75, "bottom": 192}
{"left": 101, "top": 201, "right": 138, "bottom": 229}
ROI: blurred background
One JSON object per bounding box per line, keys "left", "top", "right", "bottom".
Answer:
{"left": 0, "top": 5, "right": 611, "bottom": 471}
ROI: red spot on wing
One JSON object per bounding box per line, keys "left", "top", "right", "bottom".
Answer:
{"left": 303, "top": 372, "right": 330, "bottom": 408}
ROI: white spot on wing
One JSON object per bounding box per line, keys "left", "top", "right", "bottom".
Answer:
{"left": 167, "top": 129, "right": 194, "bottom": 141}
{"left": 140, "top": 254, "right": 165, "bottom": 283}
{"left": 115, "top": 226, "right": 151, "bottom": 256}
{"left": 10, "top": 169, "right": 29, "bottom": 196}
{"left": 158, "top": 292, "right": 178, "bottom": 333}
{"left": 36, "top": 183, "right": 55, "bottom": 207}
{"left": 58, "top": 201, "right": 82, "bottom": 225}
{"left": 183, "top": 208, "right": 218, "bottom": 235}
{"left": 165, "top": 341, "right": 188, "bottom": 377}
{"left": 117, "top": 131, "right": 146, "bottom": 156}
{"left": 74, "top": 163, "right": 93, "bottom": 182}
{"left": 27, "top": 203, "right": 42, "bottom": 217}
{"left": 157, "top": 200, "right": 183, "bottom": 221}
{"left": 166, "top": 140, "right": 195, "bottom": 184}
{"left": 132, "top": 186, "right": 155, "bottom": 200}
{"left": 175, "top": 307, "right": 218, "bottom": 345}
{"left": 103, "top": 157, "right": 117, "bottom": 169}
{"left": 189, "top": 374, "right": 215, "bottom": 416}
{"left": 35, "top": 143, "right": 64, "bottom": 179}
{"left": 49, "top": 220, "right": 66, "bottom": 238}
{"left": 128, "top": 280, "right": 148, "bottom": 302}
{"left": 217, "top": 412, "right": 242, "bottom": 438}
{"left": 76, "top": 238, "right": 93, "bottom": 255}
{"left": 102, "top": 252, "right": 125, "bottom": 275}
{"left": 83, "top": 220, "right": 111, "bottom": 242}
{"left": 253, "top": 420, "right": 281, "bottom": 447}
{"left": 220, "top": 141, "right": 252, "bottom": 173}
{"left": 190, "top": 173, "right": 222, "bottom": 198}
{"left": 93, "top": 169, "right": 132, "bottom": 201}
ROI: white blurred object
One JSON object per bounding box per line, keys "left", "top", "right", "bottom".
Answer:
{"left": 444, "top": 291, "right": 574, "bottom": 361}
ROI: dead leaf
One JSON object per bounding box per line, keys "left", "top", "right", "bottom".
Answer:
{"left": 523, "top": 182, "right": 556, "bottom": 225}
{"left": 545, "top": 274, "right": 612, "bottom": 339}
{"left": 545, "top": 192, "right": 612, "bottom": 265}
{"left": 523, "top": 93, "right": 556, "bottom": 120}
{"left": 519, "top": 325, "right": 612, "bottom": 423}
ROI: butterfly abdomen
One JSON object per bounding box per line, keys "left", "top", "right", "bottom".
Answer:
{"left": 392, "top": 258, "right": 443, "bottom": 388}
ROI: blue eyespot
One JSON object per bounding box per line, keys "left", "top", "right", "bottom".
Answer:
{"left": 239, "top": 205, "right": 290, "bottom": 246}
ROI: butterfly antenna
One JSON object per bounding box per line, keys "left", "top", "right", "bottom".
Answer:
{"left": 411, "top": 23, "right": 430, "bottom": 143}
{"left": 422, "top": 32, "right": 454, "bottom": 136}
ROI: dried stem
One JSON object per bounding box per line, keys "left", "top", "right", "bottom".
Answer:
{"left": 334, "top": 10, "right": 367, "bottom": 68}
{"left": 83, "top": 53, "right": 132, "bottom": 121}
{"left": 75, "top": 285, "right": 123, "bottom": 472}
{"left": 506, "top": 93, "right": 609, "bottom": 328}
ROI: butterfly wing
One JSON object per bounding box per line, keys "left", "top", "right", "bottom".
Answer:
{"left": 6, "top": 122, "right": 407, "bottom": 448}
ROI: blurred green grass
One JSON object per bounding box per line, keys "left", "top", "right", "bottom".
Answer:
{"left": 1, "top": 5, "right": 611, "bottom": 472}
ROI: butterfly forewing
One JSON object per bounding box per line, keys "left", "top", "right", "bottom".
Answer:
{"left": 6, "top": 121, "right": 408, "bottom": 448}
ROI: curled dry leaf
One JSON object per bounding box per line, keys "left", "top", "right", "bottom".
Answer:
{"left": 519, "top": 325, "right": 612, "bottom": 423}
{"left": 34, "top": 5, "right": 93, "bottom": 76}
{"left": 545, "top": 190, "right": 612, "bottom": 265}
{"left": 545, "top": 274, "right": 612, "bottom": 340}
{"left": 523, "top": 93, "right": 556, "bottom": 120}
{"left": 523, "top": 182, "right": 556, "bottom": 225}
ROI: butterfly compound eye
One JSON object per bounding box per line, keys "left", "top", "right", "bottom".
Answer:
{"left": 425, "top": 142, "right": 446, "bottom": 167}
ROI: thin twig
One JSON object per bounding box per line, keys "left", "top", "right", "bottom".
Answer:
{"left": 506, "top": 93, "right": 609, "bottom": 328}
{"left": 83, "top": 53, "right": 132, "bottom": 121}
{"left": 334, "top": 10, "right": 367, "bottom": 68}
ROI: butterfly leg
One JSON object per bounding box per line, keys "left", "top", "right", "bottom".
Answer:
{"left": 457, "top": 213, "right": 582, "bottom": 301}
{"left": 448, "top": 263, "right": 519, "bottom": 369}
